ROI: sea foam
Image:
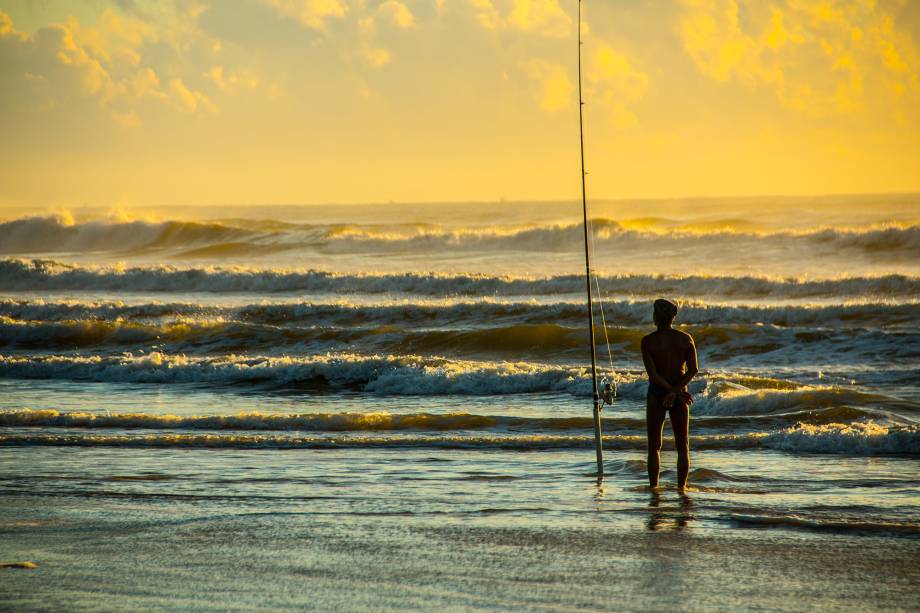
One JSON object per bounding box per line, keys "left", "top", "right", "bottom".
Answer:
{"left": 2, "top": 298, "right": 917, "bottom": 327}
{"left": 3, "top": 259, "right": 918, "bottom": 298}
{"left": 1, "top": 421, "right": 915, "bottom": 454}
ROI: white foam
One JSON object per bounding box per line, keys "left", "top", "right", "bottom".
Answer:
{"left": 690, "top": 384, "right": 891, "bottom": 416}
{"left": 1, "top": 297, "right": 916, "bottom": 327}
{"left": 0, "top": 352, "right": 603, "bottom": 396}
{"left": 764, "top": 421, "right": 920, "bottom": 454}
{"left": 3, "top": 259, "right": 918, "bottom": 298}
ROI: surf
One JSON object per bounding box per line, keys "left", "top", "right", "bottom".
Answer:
{"left": 1, "top": 421, "right": 916, "bottom": 454}
{"left": 4, "top": 258, "right": 919, "bottom": 298}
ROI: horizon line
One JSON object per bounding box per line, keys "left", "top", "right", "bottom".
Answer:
{"left": 2, "top": 189, "right": 918, "bottom": 211}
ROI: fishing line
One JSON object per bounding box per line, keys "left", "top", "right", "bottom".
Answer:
{"left": 583, "top": 165, "right": 616, "bottom": 379}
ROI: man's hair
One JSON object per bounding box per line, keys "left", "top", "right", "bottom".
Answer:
{"left": 653, "top": 298, "right": 678, "bottom": 323}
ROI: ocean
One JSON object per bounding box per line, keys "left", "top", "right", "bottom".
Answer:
{"left": 1, "top": 194, "right": 918, "bottom": 611}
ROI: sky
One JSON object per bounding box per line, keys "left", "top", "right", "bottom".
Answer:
{"left": 1, "top": 0, "right": 919, "bottom": 210}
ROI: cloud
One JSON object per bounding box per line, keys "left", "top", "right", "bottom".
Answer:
{"left": 507, "top": 0, "right": 570, "bottom": 37}
{"left": 362, "top": 45, "right": 392, "bottom": 68}
{"left": 170, "top": 77, "right": 216, "bottom": 112}
{"left": 130, "top": 67, "right": 166, "bottom": 99}
{"left": 468, "top": 0, "right": 501, "bottom": 30}
{"left": 587, "top": 42, "right": 649, "bottom": 128}
{"left": 677, "top": 0, "right": 920, "bottom": 117}
{"left": 260, "top": 0, "right": 348, "bottom": 30}
{"left": 466, "top": 0, "right": 571, "bottom": 37}
{"left": 112, "top": 110, "right": 142, "bottom": 127}
{"left": 0, "top": 8, "right": 226, "bottom": 123}
{"left": 378, "top": 0, "right": 415, "bottom": 29}
{"left": 350, "top": 1, "right": 419, "bottom": 69}
{"left": 0, "top": 10, "right": 13, "bottom": 37}
{"left": 205, "top": 65, "right": 259, "bottom": 92}
{"left": 525, "top": 59, "right": 572, "bottom": 111}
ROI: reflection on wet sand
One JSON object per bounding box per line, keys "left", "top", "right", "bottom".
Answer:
{"left": 647, "top": 490, "right": 694, "bottom": 531}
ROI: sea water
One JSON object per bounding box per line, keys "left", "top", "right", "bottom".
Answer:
{"left": 1, "top": 195, "right": 918, "bottom": 611}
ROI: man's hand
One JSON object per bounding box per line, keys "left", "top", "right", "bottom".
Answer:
{"left": 664, "top": 390, "right": 693, "bottom": 409}
{"left": 663, "top": 391, "right": 676, "bottom": 408}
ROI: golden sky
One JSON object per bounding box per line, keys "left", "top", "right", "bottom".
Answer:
{"left": 1, "top": 0, "right": 919, "bottom": 209}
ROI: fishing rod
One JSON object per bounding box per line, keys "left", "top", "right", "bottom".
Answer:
{"left": 577, "top": 0, "right": 605, "bottom": 478}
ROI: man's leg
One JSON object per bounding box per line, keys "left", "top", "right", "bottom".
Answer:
{"left": 646, "top": 395, "right": 666, "bottom": 488}
{"left": 670, "top": 400, "right": 690, "bottom": 490}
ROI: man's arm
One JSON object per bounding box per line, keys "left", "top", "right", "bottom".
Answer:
{"left": 641, "top": 336, "right": 674, "bottom": 390}
{"left": 669, "top": 335, "right": 699, "bottom": 393}
{"left": 660, "top": 335, "right": 698, "bottom": 408}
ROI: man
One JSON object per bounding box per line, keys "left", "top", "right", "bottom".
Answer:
{"left": 640, "top": 299, "right": 698, "bottom": 491}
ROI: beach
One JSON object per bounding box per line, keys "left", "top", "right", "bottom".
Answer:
{"left": 1, "top": 196, "right": 919, "bottom": 611}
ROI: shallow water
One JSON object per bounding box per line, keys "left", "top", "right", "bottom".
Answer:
{"left": 1, "top": 197, "right": 918, "bottom": 610}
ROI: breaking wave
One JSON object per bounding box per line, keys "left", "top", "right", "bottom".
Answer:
{"left": 2, "top": 298, "right": 917, "bottom": 327}
{"left": 690, "top": 385, "right": 912, "bottom": 416}
{"left": 3, "top": 259, "right": 918, "bottom": 298}
{"left": 0, "top": 352, "right": 601, "bottom": 396}
{"left": 0, "top": 316, "right": 916, "bottom": 363}
{"left": 1, "top": 215, "right": 919, "bottom": 258}
{"left": 0, "top": 215, "right": 256, "bottom": 254}
{"left": 0, "top": 353, "right": 915, "bottom": 424}
{"left": 762, "top": 421, "right": 920, "bottom": 454}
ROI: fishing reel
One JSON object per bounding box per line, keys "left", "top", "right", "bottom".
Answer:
{"left": 600, "top": 378, "right": 616, "bottom": 406}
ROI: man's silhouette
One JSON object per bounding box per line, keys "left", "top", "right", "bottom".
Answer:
{"left": 641, "top": 299, "right": 698, "bottom": 490}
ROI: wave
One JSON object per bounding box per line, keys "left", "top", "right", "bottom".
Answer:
{"left": 2, "top": 298, "right": 917, "bottom": 328}
{"left": 3, "top": 405, "right": 898, "bottom": 433}
{"left": 0, "top": 421, "right": 915, "bottom": 454}
{"left": 690, "top": 385, "right": 909, "bottom": 416}
{"left": 0, "top": 431, "right": 738, "bottom": 450}
{"left": 315, "top": 221, "right": 920, "bottom": 259}
{"left": 3, "top": 259, "right": 918, "bottom": 298}
{"left": 0, "top": 317, "right": 629, "bottom": 357}
{"left": 1, "top": 316, "right": 916, "bottom": 364}
{"left": 1, "top": 353, "right": 916, "bottom": 428}
{"left": 729, "top": 514, "right": 920, "bottom": 535}
{"left": 0, "top": 215, "right": 256, "bottom": 254}
{"left": 0, "top": 352, "right": 601, "bottom": 396}
{"left": 762, "top": 421, "right": 920, "bottom": 454}
{"left": 0, "top": 409, "right": 503, "bottom": 431}
{"left": 2, "top": 215, "right": 918, "bottom": 259}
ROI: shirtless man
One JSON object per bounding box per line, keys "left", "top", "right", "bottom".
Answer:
{"left": 641, "top": 299, "right": 699, "bottom": 491}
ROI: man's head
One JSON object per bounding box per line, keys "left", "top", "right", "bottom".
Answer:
{"left": 653, "top": 298, "right": 678, "bottom": 327}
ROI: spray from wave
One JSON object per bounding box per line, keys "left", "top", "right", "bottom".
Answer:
{"left": 1, "top": 215, "right": 918, "bottom": 258}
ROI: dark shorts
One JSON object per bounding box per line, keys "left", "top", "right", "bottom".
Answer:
{"left": 647, "top": 382, "right": 669, "bottom": 400}
{"left": 647, "top": 386, "right": 691, "bottom": 422}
